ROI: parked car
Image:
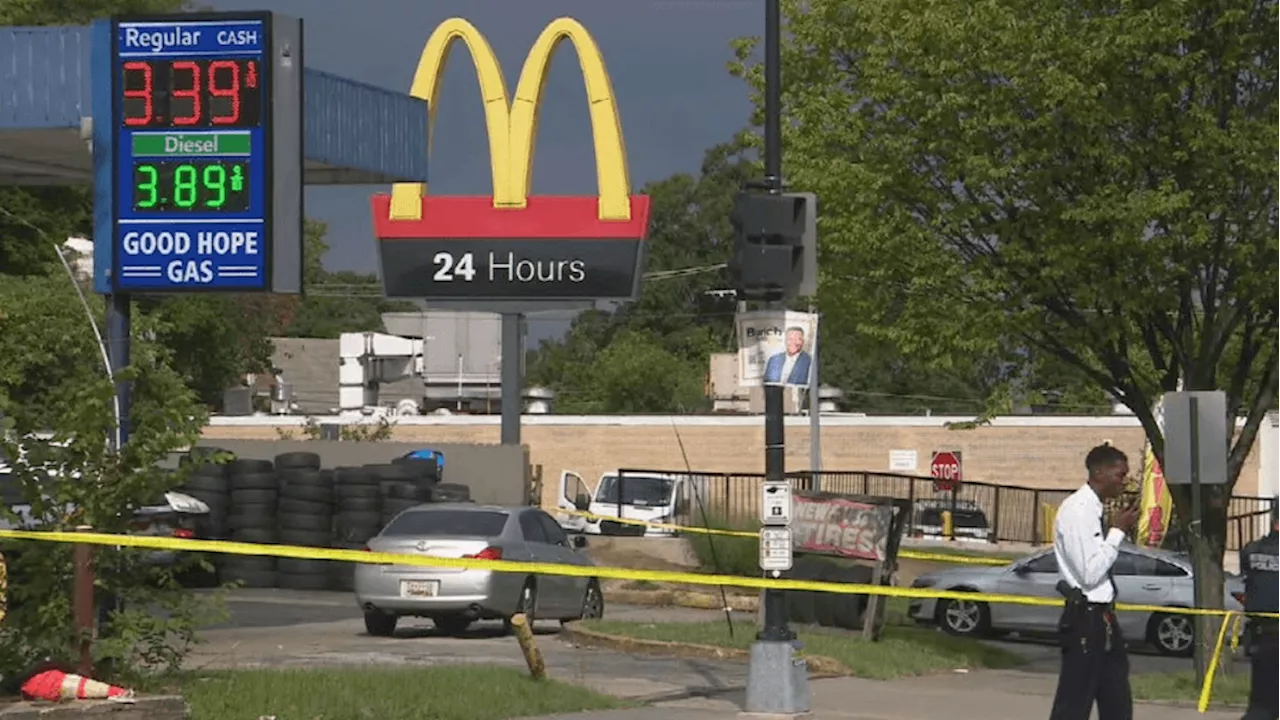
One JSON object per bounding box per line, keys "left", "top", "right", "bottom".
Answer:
{"left": 908, "top": 543, "right": 1245, "bottom": 656}
{"left": 355, "top": 503, "right": 604, "bottom": 637}
{"left": 911, "top": 499, "right": 992, "bottom": 542}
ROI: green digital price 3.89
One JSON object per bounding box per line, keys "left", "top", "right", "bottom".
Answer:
{"left": 131, "top": 160, "right": 251, "bottom": 212}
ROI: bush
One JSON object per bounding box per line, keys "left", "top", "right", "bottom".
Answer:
{"left": 684, "top": 515, "right": 760, "bottom": 577}
{"left": 0, "top": 297, "right": 230, "bottom": 684}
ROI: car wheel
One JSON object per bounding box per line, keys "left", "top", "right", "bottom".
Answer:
{"left": 433, "top": 614, "right": 472, "bottom": 637}
{"left": 364, "top": 609, "right": 398, "bottom": 637}
{"left": 936, "top": 597, "right": 991, "bottom": 637}
{"left": 565, "top": 580, "right": 604, "bottom": 624}
{"left": 1149, "top": 613, "right": 1195, "bottom": 657}
{"left": 505, "top": 579, "right": 537, "bottom": 634}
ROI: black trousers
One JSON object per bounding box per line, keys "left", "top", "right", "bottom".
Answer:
{"left": 1243, "top": 630, "right": 1278, "bottom": 720}
{"left": 1048, "top": 603, "right": 1132, "bottom": 720}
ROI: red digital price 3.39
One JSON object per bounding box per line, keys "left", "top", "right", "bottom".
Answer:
{"left": 121, "top": 59, "right": 263, "bottom": 129}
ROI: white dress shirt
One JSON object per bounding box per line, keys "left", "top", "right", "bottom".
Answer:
{"left": 779, "top": 353, "right": 798, "bottom": 384}
{"left": 1054, "top": 484, "right": 1126, "bottom": 603}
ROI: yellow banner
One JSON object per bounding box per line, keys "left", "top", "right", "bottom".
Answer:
{"left": 1137, "top": 441, "right": 1173, "bottom": 547}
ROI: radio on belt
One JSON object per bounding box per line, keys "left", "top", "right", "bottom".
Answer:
{"left": 761, "top": 481, "right": 792, "bottom": 525}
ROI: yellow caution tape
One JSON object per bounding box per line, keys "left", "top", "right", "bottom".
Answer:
{"left": 1192, "top": 607, "right": 1233, "bottom": 707}
{"left": 558, "top": 509, "right": 1011, "bottom": 566}
{"left": 0, "top": 528, "right": 1273, "bottom": 622}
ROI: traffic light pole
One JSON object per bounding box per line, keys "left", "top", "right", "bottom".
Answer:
{"left": 744, "top": 0, "right": 810, "bottom": 714}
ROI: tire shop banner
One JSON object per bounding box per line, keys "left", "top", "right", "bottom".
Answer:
{"left": 736, "top": 309, "right": 819, "bottom": 388}
{"left": 791, "top": 494, "right": 897, "bottom": 562}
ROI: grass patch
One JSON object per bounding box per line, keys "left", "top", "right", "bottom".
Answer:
{"left": 684, "top": 516, "right": 760, "bottom": 577}
{"left": 152, "top": 666, "right": 626, "bottom": 720}
{"left": 581, "top": 619, "right": 1023, "bottom": 679}
{"left": 1131, "top": 670, "right": 1250, "bottom": 707}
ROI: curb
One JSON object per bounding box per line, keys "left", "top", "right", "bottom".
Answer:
{"left": 609, "top": 587, "right": 759, "bottom": 612}
{"left": 561, "top": 623, "right": 852, "bottom": 678}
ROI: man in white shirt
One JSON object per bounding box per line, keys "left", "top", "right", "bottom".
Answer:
{"left": 1048, "top": 444, "right": 1139, "bottom": 720}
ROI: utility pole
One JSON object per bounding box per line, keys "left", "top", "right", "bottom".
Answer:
{"left": 741, "top": 0, "right": 812, "bottom": 714}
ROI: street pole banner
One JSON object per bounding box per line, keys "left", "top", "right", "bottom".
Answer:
{"left": 1138, "top": 398, "right": 1172, "bottom": 547}
{"left": 735, "top": 309, "right": 819, "bottom": 388}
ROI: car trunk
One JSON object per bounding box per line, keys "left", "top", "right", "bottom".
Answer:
{"left": 368, "top": 536, "right": 495, "bottom": 574}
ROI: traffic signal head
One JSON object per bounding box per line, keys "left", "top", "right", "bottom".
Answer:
{"left": 729, "top": 191, "right": 816, "bottom": 301}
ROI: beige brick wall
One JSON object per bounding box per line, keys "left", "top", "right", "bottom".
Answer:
{"left": 203, "top": 417, "right": 1264, "bottom": 511}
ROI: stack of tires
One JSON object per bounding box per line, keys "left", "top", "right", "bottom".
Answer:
{"left": 373, "top": 462, "right": 435, "bottom": 527}
{"left": 179, "top": 446, "right": 231, "bottom": 539}
{"left": 223, "top": 458, "right": 278, "bottom": 588}
{"left": 330, "top": 467, "right": 383, "bottom": 591}
{"left": 274, "top": 452, "right": 334, "bottom": 591}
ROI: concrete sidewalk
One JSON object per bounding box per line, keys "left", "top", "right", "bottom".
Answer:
{"left": 524, "top": 671, "right": 1242, "bottom": 720}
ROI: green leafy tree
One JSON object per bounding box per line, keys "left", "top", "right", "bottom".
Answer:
{"left": 0, "top": 272, "right": 224, "bottom": 679}
{"left": 735, "top": 0, "right": 1277, "bottom": 588}
{"left": 283, "top": 220, "right": 415, "bottom": 338}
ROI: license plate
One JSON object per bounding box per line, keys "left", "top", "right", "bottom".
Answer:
{"left": 400, "top": 580, "right": 439, "bottom": 598}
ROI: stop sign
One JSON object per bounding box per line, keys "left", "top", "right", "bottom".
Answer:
{"left": 931, "top": 451, "right": 963, "bottom": 492}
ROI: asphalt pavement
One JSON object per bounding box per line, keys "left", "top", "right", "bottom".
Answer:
{"left": 201, "top": 588, "right": 1196, "bottom": 677}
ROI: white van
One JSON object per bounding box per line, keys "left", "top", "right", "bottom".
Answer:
{"left": 555, "top": 469, "right": 707, "bottom": 537}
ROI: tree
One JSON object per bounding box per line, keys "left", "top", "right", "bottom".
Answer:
{"left": 737, "top": 0, "right": 1276, "bottom": 576}
{"left": 0, "top": 272, "right": 223, "bottom": 679}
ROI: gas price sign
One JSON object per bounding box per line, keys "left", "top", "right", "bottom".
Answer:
{"left": 110, "top": 14, "right": 299, "bottom": 292}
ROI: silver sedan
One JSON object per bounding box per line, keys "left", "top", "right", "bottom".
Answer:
{"left": 907, "top": 543, "right": 1245, "bottom": 656}
{"left": 355, "top": 503, "right": 604, "bottom": 637}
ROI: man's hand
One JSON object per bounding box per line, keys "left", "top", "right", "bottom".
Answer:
{"left": 1112, "top": 505, "right": 1140, "bottom": 532}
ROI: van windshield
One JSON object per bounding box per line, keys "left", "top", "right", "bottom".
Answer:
{"left": 594, "top": 475, "right": 675, "bottom": 507}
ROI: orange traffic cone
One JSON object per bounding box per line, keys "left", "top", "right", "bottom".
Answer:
{"left": 20, "top": 669, "right": 132, "bottom": 701}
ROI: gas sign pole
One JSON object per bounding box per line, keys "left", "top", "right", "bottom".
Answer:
{"left": 92, "top": 12, "right": 304, "bottom": 447}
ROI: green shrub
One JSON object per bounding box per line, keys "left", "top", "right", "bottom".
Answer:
{"left": 684, "top": 515, "right": 760, "bottom": 577}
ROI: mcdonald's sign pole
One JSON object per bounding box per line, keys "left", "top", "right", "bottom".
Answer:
{"left": 737, "top": 0, "right": 814, "bottom": 715}
{"left": 371, "top": 18, "right": 651, "bottom": 444}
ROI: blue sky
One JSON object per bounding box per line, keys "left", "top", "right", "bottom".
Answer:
{"left": 205, "top": 0, "right": 761, "bottom": 274}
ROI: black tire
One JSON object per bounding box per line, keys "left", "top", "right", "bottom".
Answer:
{"left": 231, "top": 489, "right": 278, "bottom": 506}
{"left": 334, "top": 496, "right": 379, "bottom": 513}
{"left": 280, "top": 469, "right": 332, "bottom": 488}
{"left": 229, "top": 459, "right": 274, "bottom": 475}
{"left": 383, "top": 481, "right": 428, "bottom": 501}
{"left": 434, "top": 615, "right": 472, "bottom": 636}
{"left": 367, "top": 463, "right": 417, "bottom": 482}
{"left": 330, "top": 565, "right": 356, "bottom": 592}
{"left": 281, "top": 483, "right": 334, "bottom": 504}
{"left": 337, "top": 483, "right": 380, "bottom": 500}
{"left": 333, "top": 525, "right": 378, "bottom": 545}
{"left": 1148, "top": 613, "right": 1196, "bottom": 657}
{"left": 364, "top": 609, "right": 397, "bottom": 637}
{"left": 279, "top": 529, "right": 330, "bottom": 547}
{"left": 505, "top": 579, "right": 537, "bottom": 634}
{"left": 278, "top": 558, "right": 331, "bottom": 575}
{"left": 392, "top": 457, "right": 441, "bottom": 483}
{"left": 229, "top": 509, "right": 276, "bottom": 531}
{"left": 433, "top": 483, "right": 471, "bottom": 502}
{"left": 222, "top": 555, "right": 276, "bottom": 573}
{"left": 275, "top": 452, "right": 321, "bottom": 471}
{"left": 230, "top": 472, "right": 277, "bottom": 491}
{"left": 231, "top": 528, "right": 276, "bottom": 544}
{"left": 936, "top": 596, "right": 991, "bottom": 637}
{"left": 335, "top": 467, "right": 378, "bottom": 486}
{"left": 279, "top": 498, "right": 331, "bottom": 516}
{"left": 182, "top": 474, "right": 229, "bottom": 493}
{"left": 278, "top": 513, "right": 333, "bottom": 532}
{"left": 223, "top": 569, "right": 277, "bottom": 588}
{"left": 576, "top": 580, "right": 604, "bottom": 621}
{"left": 183, "top": 489, "right": 229, "bottom": 511}
{"left": 381, "top": 498, "right": 421, "bottom": 517}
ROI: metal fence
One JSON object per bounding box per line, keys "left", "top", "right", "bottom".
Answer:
{"left": 618, "top": 468, "right": 1275, "bottom": 551}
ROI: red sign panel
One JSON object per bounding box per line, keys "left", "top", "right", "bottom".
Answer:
{"left": 790, "top": 495, "right": 896, "bottom": 562}
{"left": 930, "top": 450, "right": 963, "bottom": 492}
